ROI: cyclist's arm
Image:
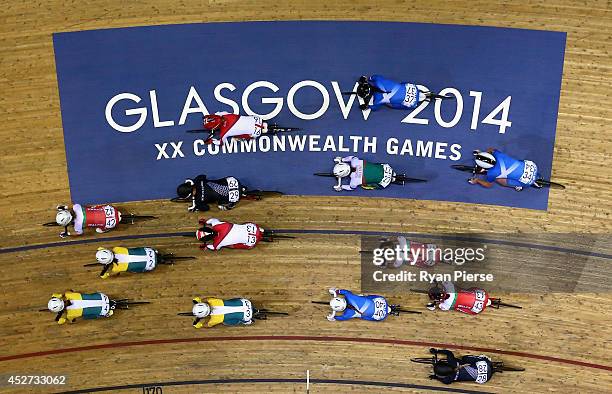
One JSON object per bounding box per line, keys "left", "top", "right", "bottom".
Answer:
{"left": 470, "top": 178, "right": 494, "bottom": 188}
{"left": 99, "top": 264, "right": 113, "bottom": 279}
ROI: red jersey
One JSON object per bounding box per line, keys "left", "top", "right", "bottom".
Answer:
{"left": 203, "top": 219, "right": 263, "bottom": 250}
{"left": 73, "top": 204, "right": 120, "bottom": 234}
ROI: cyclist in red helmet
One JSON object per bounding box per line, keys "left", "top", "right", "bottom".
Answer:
{"left": 201, "top": 112, "right": 268, "bottom": 146}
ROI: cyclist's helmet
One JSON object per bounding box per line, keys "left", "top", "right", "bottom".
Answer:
{"left": 433, "top": 361, "right": 456, "bottom": 377}
{"left": 192, "top": 302, "right": 211, "bottom": 318}
{"left": 55, "top": 210, "right": 73, "bottom": 227}
{"left": 48, "top": 297, "right": 65, "bottom": 313}
{"left": 203, "top": 114, "right": 223, "bottom": 131}
{"left": 333, "top": 163, "right": 351, "bottom": 178}
{"left": 330, "top": 297, "right": 347, "bottom": 312}
{"left": 356, "top": 81, "right": 372, "bottom": 99}
{"left": 95, "top": 248, "right": 115, "bottom": 265}
{"left": 474, "top": 151, "right": 496, "bottom": 170}
{"left": 177, "top": 179, "right": 195, "bottom": 199}
{"left": 428, "top": 285, "right": 449, "bottom": 302}
{"left": 196, "top": 226, "right": 216, "bottom": 243}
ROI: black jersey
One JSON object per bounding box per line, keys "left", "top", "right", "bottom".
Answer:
{"left": 188, "top": 175, "right": 242, "bottom": 211}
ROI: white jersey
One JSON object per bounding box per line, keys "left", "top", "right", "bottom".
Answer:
{"left": 205, "top": 218, "right": 261, "bottom": 250}
{"left": 214, "top": 112, "right": 267, "bottom": 145}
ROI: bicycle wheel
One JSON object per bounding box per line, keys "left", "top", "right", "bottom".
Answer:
{"left": 498, "top": 365, "right": 525, "bottom": 372}
{"left": 395, "top": 175, "right": 428, "bottom": 183}
{"left": 269, "top": 234, "right": 295, "bottom": 240}
{"left": 115, "top": 300, "right": 150, "bottom": 309}
{"left": 314, "top": 172, "right": 335, "bottom": 177}
{"left": 42, "top": 222, "right": 60, "bottom": 227}
{"left": 497, "top": 301, "right": 522, "bottom": 309}
{"left": 122, "top": 214, "right": 157, "bottom": 224}
{"left": 164, "top": 255, "right": 196, "bottom": 261}
{"left": 396, "top": 308, "right": 422, "bottom": 315}
{"left": 535, "top": 179, "right": 566, "bottom": 190}
{"left": 245, "top": 190, "right": 284, "bottom": 197}
{"left": 451, "top": 165, "right": 477, "bottom": 173}
{"left": 269, "top": 125, "right": 301, "bottom": 133}
{"left": 410, "top": 357, "right": 436, "bottom": 365}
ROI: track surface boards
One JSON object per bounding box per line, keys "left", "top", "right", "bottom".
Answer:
{"left": 1, "top": 1, "right": 611, "bottom": 393}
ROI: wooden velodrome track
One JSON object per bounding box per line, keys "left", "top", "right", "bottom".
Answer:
{"left": 1, "top": 1, "right": 611, "bottom": 393}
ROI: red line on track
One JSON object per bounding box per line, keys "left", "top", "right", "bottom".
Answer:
{"left": 1, "top": 335, "right": 610, "bottom": 371}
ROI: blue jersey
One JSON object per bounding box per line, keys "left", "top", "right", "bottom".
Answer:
{"left": 368, "top": 75, "right": 421, "bottom": 111}
{"left": 486, "top": 150, "right": 539, "bottom": 187}
{"left": 335, "top": 289, "right": 389, "bottom": 321}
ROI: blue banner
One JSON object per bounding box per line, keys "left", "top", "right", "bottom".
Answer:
{"left": 53, "top": 21, "right": 566, "bottom": 210}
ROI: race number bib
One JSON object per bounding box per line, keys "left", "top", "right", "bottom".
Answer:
{"left": 403, "top": 84, "right": 419, "bottom": 108}
{"left": 242, "top": 299, "right": 253, "bottom": 321}
{"left": 371, "top": 297, "right": 388, "bottom": 321}
{"left": 252, "top": 116, "right": 263, "bottom": 137}
{"left": 144, "top": 247, "right": 157, "bottom": 271}
{"left": 103, "top": 205, "right": 117, "bottom": 228}
{"left": 245, "top": 223, "right": 259, "bottom": 246}
{"left": 471, "top": 289, "right": 487, "bottom": 314}
{"left": 379, "top": 164, "right": 394, "bottom": 188}
{"left": 519, "top": 160, "right": 538, "bottom": 185}
{"left": 474, "top": 360, "right": 489, "bottom": 384}
{"left": 99, "top": 293, "right": 111, "bottom": 316}
{"left": 226, "top": 177, "right": 241, "bottom": 203}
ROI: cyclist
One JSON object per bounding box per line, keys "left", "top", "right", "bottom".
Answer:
{"left": 176, "top": 174, "right": 244, "bottom": 212}
{"left": 428, "top": 348, "right": 494, "bottom": 384}
{"left": 354, "top": 75, "right": 449, "bottom": 111}
{"left": 426, "top": 281, "right": 492, "bottom": 315}
{"left": 47, "top": 291, "right": 113, "bottom": 324}
{"left": 196, "top": 218, "right": 268, "bottom": 250}
{"left": 55, "top": 204, "right": 121, "bottom": 238}
{"left": 326, "top": 288, "right": 399, "bottom": 321}
{"left": 332, "top": 156, "right": 404, "bottom": 191}
{"left": 190, "top": 296, "right": 253, "bottom": 328}
{"left": 94, "top": 247, "right": 159, "bottom": 279}
{"left": 375, "top": 236, "right": 443, "bottom": 268}
{"left": 469, "top": 148, "right": 543, "bottom": 191}
{"left": 201, "top": 112, "right": 268, "bottom": 146}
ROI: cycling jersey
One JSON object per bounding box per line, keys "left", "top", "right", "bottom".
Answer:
{"left": 367, "top": 75, "right": 426, "bottom": 111}
{"left": 435, "top": 350, "right": 494, "bottom": 384}
{"left": 333, "top": 289, "right": 389, "bottom": 321}
{"left": 188, "top": 175, "right": 242, "bottom": 211}
{"left": 485, "top": 150, "right": 539, "bottom": 187}
{"left": 53, "top": 292, "right": 111, "bottom": 324}
{"left": 195, "top": 297, "right": 253, "bottom": 328}
{"left": 201, "top": 218, "right": 263, "bottom": 250}
{"left": 339, "top": 156, "right": 394, "bottom": 190}
{"left": 379, "top": 237, "right": 441, "bottom": 268}
{"left": 438, "top": 282, "right": 491, "bottom": 315}
{"left": 72, "top": 204, "right": 120, "bottom": 234}
{"left": 100, "top": 247, "right": 157, "bottom": 278}
{"left": 205, "top": 112, "right": 266, "bottom": 146}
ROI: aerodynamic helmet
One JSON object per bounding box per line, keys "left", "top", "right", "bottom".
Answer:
{"left": 333, "top": 163, "right": 351, "bottom": 178}
{"left": 203, "top": 114, "right": 223, "bottom": 131}
{"left": 48, "top": 297, "right": 65, "bottom": 313}
{"left": 434, "top": 361, "right": 456, "bottom": 377}
{"left": 95, "top": 248, "right": 115, "bottom": 265}
{"left": 177, "top": 179, "right": 195, "bottom": 199}
{"left": 55, "top": 210, "right": 73, "bottom": 227}
{"left": 330, "top": 297, "right": 347, "bottom": 312}
{"left": 192, "top": 302, "right": 211, "bottom": 318}
{"left": 474, "top": 151, "right": 496, "bottom": 170}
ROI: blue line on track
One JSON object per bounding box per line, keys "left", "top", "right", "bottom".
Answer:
{"left": 56, "top": 378, "right": 492, "bottom": 394}
{"left": 2, "top": 229, "right": 610, "bottom": 260}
